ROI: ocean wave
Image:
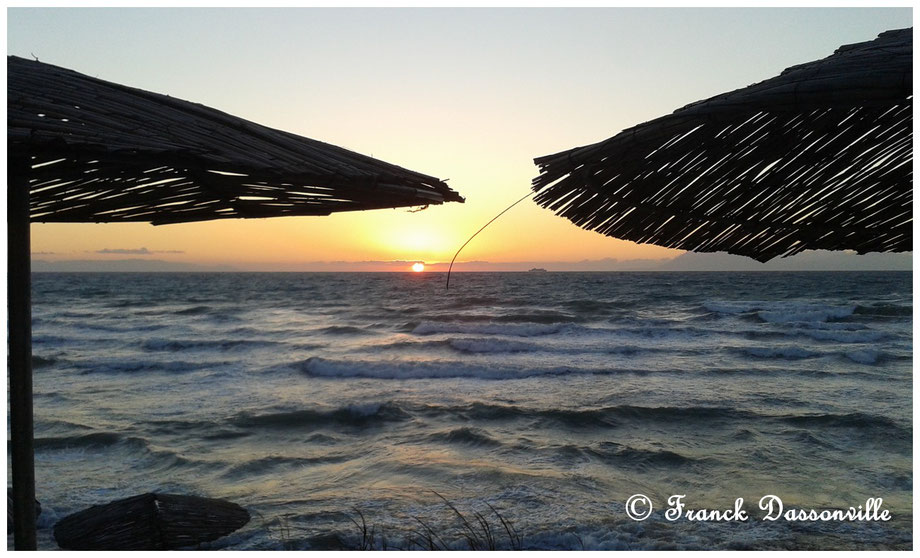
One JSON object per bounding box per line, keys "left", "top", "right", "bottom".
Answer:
{"left": 366, "top": 339, "right": 454, "bottom": 352}
{"left": 415, "top": 401, "right": 530, "bottom": 421}
{"left": 443, "top": 296, "right": 502, "bottom": 308}
{"left": 740, "top": 324, "right": 883, "bottom": 346}
{"left": 173, "top": 305, "right": 214, "bottom": 315}
{"left": 428, "top": 426, "right": 503, "bottom": 448}
{"left": 796, "top": 329, "right": 886, "bottom": 343}
{"left": 602, "top": 404, "right": 755, "bottom": 422}
{"left": 35, "top": 419, "right": 94, "bottom": 435}
{"left": 291, "top": 357, "right": 806, "bottom": 381}
{"left": 412, "top": 322, "right": 569, "bottom": 337}
{"left": 757, "top": 307, "right": 855, "bottom": 324}
{"left": 289, "top": 342, "right": 330, "bottom": 351}
{"left": 704, "top": 301, "right": 856, "bottom": 323}
{"left": 444, "top": 336, "right": 659, "bottom": 356}
{"left": 305, "top": 433, "right": 341, "bottom": 444}
{"left": 448, "top": 338, "right": 543, "bottom": 353}
{"left": 845, "top": 349, "right": 880, "bottom": 364}
{"left": 47, "top": 310, "right": 100, "bottom": 319}
{"left": 363, "top": 335, "right": 676, "bottom": 358}
{"left": 797, "top": 321, "right": 868, "bottom": 330}
{"left": 294, "top": 357, "right": 549, "bottom": 380}
{"left": 611, "top": 325, "right": 714, "bottom": 342}
{"left": 46, "top": 437, "right": 216, "bottom": 473}
{"left": 433, "top": 402, "right": 631, "bottom": 428}
{"left": 32, "top": 335, "right": 69, "bottom": 345}
{"left": 854, "top": 303, "right": 912, "bottom": 317}
{"left": 199, "top": 429, "right": 252, "bottom": 441}
{"left": 564, "top": 299, "right": 630, "bottom": 314}
{"left": 80, "top": 322, "right": 169, "bottom": 333}
{"left": 231, "top": 402, "right": 410, "bottom": 430}
{"left": 161, "top": 304, "right": 243, "bottom": 322}
{"left": 412, "top": 402, "right": 758, "bottom": 427}
{"left": 742, "top": 346, "right": 820, "bottom": 360}
{"left": 585, "top": 442, "right": 699, "bottom": 468}
{"left": 367, "top": 305, "right": 425, "bottom": 316}
{"left": 222, "top": 453, "right": 351, "bottom": 477}
{"left": 491, "top": 311, "right": 582, "bottom": 324}
{"left": 786, "top": 431, "right": 839, "bottom": 450}
{"left": 703, "top": 301, "right": 772, "bottom": 314}
{"left": 291, "top": 356, "right": 652, "bottom": 380}
{"left": 317, "top": 325, "right": 376, "bottom": 336}
{"left": 32, "top": 355, "right": 59, "bottom": 368}
{"left": 141, "top": 338, "right": 281, "bottom": 352}
{"left": 777, "top": 412, "right": 909, "bottom": 437}
{"left": 515, "top": 515, "right": 912, "bottom": 550}
{"left": 107, "top": 298, "right": 161, "bottom": 308}
{"left": 74, "top": 359, "right": 228, "bottom": 375}
{"left": 419, "top": 312, "right": 520, "bottom": 324}
{"left": 531, "top": 407, "right": 624, "bottom": 428}
{"left": 411, "top": 321, "right": 714, "bottom": 343}
{"left": 229, "top": 399, "right": 738, "bottom": 429}
{"left": 227, "top": 326, "right": 275, "bottom": 336}
{"left": 34, "top": 432, "right": 148, "bottom": 450}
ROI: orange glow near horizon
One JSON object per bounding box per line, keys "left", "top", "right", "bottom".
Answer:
{"left": 28, "top": 203, "right": 686, "bottom": 270}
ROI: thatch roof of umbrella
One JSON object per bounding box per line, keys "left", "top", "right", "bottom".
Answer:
{"left": 532, "top": 28, "right": 912, "bottom": 262}
{"left": 6, "top": 55, "right": 463, "bottom": 549}
{"left": 8, "top": 55, "right": 463, "bottom": 223}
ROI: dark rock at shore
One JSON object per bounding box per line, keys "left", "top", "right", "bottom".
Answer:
{"left": 53, "top": 492, "right": 250, "bottom": 550}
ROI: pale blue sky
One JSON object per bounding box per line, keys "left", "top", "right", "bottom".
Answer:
{"left": 8, "top": 7, "right": 914, "bottom": 268}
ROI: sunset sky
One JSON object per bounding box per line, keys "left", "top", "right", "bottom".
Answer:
{"left": 8, "top": 7, "right": 913, "bottom": 271}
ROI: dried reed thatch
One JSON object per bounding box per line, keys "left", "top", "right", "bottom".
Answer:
{"left": 53, "top": 493, "right": 250, "bottom": 550}
{"left": 532, "top": 28, "right": 912, "bottom": 262}
{"left": 8, "top": 56, "right": 463, "bottom": 225}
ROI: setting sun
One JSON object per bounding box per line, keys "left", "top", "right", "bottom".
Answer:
{"left": 411, "top": 262, "right": 425, "bottom": 272}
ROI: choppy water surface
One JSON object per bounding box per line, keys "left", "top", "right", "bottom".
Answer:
{"left": 19, "top": 271, "right": 912, "bottom": 549}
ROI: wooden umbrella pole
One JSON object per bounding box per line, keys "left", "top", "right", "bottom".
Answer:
{"left": 8, "top": 155, "right": 37, "bottom": 550}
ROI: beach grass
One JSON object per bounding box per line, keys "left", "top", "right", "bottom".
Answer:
{"left": 346, "top": 492, "right": 523, "bottom": 551}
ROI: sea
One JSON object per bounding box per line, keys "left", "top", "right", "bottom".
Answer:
{"left": 17, "top": 271, "right": 913, "bottom": 550}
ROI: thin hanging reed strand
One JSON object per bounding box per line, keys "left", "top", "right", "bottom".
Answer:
{"left": 446, "top": 190, "right": 536, "bottom": 290}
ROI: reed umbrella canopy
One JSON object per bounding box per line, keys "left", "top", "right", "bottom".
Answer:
{"left": 6, "top": 55, "right": 463, "bottom": 550}
{"left": 8, "top": 55, "right": 463, "bottom": 224}
{"left": 532, "top": 28, "right": 912, "bottom": 262}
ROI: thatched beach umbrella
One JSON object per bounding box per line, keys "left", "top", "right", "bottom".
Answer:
{"left": 7, "top": 55, "right": 463, "bottom": 549}
{"left": 532, "top": 28, "right": 911, "bottom": 262}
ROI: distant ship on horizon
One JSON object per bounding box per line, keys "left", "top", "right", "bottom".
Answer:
{"left": 528, "top": 267, "right": 548, "bottom": 272}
